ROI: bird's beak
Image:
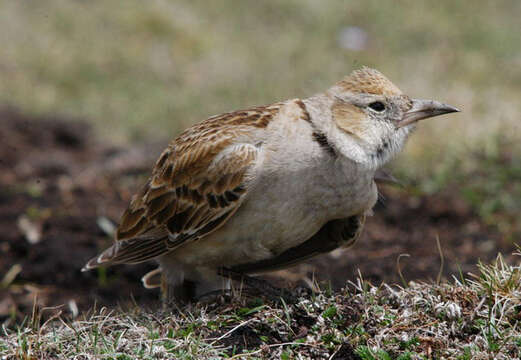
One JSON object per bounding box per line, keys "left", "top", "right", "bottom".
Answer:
{"left": 398, "top": 99, "right": 460, "bottom": 128}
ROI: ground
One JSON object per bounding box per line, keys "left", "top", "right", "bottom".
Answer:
{"left": 2, "top": 2, "right": 521, "bottom": 358}
{"left": 4, "top": 254, "right": 521, "bottom": 359}
{"left": 1, "top": 108, "right": 516, "bottom": 327}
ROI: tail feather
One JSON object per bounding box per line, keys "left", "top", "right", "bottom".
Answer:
{"left": 141, "top": 267, "right": 162, "bottom": 289}
{"left": 81, "top": 245, "right": 118, "bottom": 271}
{"left": 81, "top": 235, "right": 168, "bottom": 272}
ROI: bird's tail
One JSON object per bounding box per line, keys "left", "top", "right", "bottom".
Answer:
{"left": 81, "top": 244, "right": 119, "bottom": 271}
{"left": 141, "top": 267, "right": 162, "bottom": 289}
{"left": 81, "top": 233, "right": 168, "bottom": 272}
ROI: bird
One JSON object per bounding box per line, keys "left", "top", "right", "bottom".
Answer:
{"left": 82, "top": 67, "right": 459, "bottom": 303}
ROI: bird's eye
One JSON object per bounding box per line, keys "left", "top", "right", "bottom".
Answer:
{"left": 368, "top": 101, "right": 386, "bottom": 112}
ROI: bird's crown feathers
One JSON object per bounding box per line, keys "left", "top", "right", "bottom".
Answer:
{"left": 336, "top": 67, "right": 402, "bottom": 97}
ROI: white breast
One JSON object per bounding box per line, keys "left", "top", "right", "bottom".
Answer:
{"left": 173, "top": 112, "right": 377, "bottom": 267}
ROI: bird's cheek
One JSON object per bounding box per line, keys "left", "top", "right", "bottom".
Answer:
{"left": 332, "top": 102, "right": 366, "bottom": 136}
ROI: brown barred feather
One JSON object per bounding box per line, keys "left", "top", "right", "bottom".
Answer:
{"left": 83, "top": 103, "right": 289, "bottom": 269}
{"left": 117, "top": 216, "right": 149, "bottom": 239}
{"left": 118, "top": 208, "right": 145, "bottom": 231}
{"left": 146, "top": 192, "right": 175, "bottom": 218}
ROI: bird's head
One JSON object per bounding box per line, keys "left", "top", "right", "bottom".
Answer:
{"left": 325, "top": 67, "right": 459, "bottom": 168}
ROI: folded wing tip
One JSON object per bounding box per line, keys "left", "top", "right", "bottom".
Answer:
{"left": 81, "top": 246, "right": 116, "bottom": 272}
{"left": 81, "top": 257, "right": 100, "bottom": 272}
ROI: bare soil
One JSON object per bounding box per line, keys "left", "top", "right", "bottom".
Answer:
{"left": 0, "top": 108, "right": 513, "bottom": 323}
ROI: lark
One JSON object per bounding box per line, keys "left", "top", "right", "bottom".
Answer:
{"left": 83, "top": 67, "right": 459, "bottom": 302}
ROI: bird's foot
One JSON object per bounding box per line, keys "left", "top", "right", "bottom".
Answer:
{"left": 216, "top": 267, "right": 300, "bottom": 303}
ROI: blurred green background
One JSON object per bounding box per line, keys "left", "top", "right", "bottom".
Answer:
{"left": 1, "top": 0, "right": 520, "bottom": 234}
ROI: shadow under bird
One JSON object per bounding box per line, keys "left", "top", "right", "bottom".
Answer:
{"left": 83, "top": 67, "right": 459, "bottom": 303}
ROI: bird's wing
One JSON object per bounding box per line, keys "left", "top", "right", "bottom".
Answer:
{"left": 230, "top": 215, "right": 366, "bottom": 274}
{"left": 83, "top": 104, "right": 282, "bottom": 270}
{"left": 135, "top": 215, "right": 365, "bottom": 286}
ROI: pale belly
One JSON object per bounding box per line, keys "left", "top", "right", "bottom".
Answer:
{"left": 169, "top": 165, "right": 377, "bottom": 268}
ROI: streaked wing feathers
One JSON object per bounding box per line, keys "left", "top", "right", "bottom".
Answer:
{"left": 85, "top": 105, "right": 281, "bottom": 269}
{"left": 118, "top": 141, "right": 258, "bottom": 245}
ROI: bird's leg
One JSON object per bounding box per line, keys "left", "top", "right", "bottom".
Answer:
{"left": 216, "top": 267, "right": 297, "bottom": 302}
{"left": 217, "top": 267, "right": 276, "bottom": 292}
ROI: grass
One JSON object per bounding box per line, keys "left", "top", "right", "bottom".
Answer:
{"left": 2, "top": 252, "right": 521, "bottom": 359}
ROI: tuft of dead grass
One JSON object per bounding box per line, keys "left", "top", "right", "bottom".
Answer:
{"left": 2, "top": 252, "right": 521, "bottom": 359}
